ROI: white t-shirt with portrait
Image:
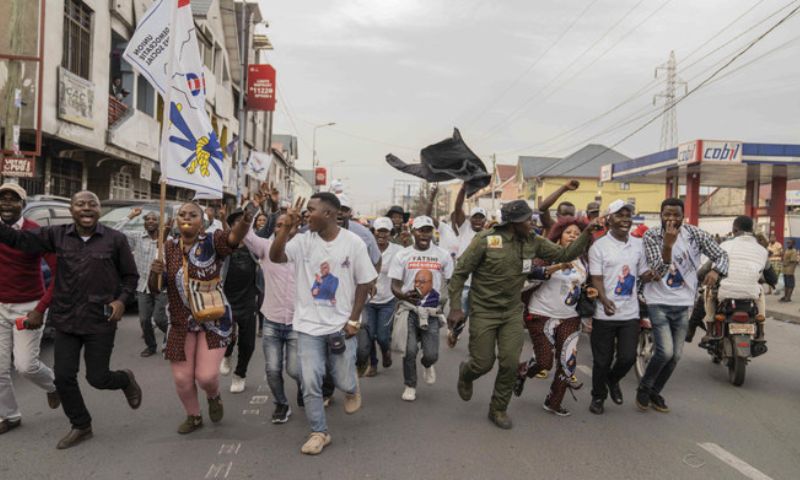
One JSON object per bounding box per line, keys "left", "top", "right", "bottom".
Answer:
{"left": 589, "top": 234, "right": 649, "bottom": 321}
{"left": 370, "top": 242, "right": 402, "bottom": 305}
{"left": 285, "top": 228, "right": 378, "bottom": 336}
{"left": 529, "top": 259, "right": 587, "bottom": 319}
{"left": 643, "top": 228, "right": 701, "bottom": 307}
{"left": 388, "top": 245, "right": 454, "bottom": 309}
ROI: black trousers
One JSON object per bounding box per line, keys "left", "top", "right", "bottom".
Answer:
{"left": 590, "top": 319, "right": 640, "bottom": 400}
{"left": 53, "top": 330, "right": 130, "bottom": 429}
{"left": 225, "top": 310, "right": 257, "bottom": 378}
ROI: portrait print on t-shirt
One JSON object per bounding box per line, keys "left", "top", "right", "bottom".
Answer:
{"left": 614, "top": 265, "right": 635, "bottom": 296}
{"left": 389, "top": 246, "right": 454, "bottom": 310}
{"left": 666, "top": 264, "right": 685, "bottom": 289}
{"left": 311, "top": 260, "right": 339, "bottom": 306}
{"left": 414, "top": 269, "right": 440, "bottom": 307}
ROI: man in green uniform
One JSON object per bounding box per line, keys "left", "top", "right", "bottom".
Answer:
{"left": 447, "top": 200, "right": 598, "bottom": 429}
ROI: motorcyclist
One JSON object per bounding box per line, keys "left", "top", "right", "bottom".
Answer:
{"left": 700, "top": 216, "right": 773, "bottom": 345}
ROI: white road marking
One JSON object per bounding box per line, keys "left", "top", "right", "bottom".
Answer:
{"left": 577, "top": 365, "right": 592, "bottom": 376}
{"left": 698, "top": 443, "right": 774, "bottom": 480}
{"left": 257, "top": 384, "right": 270, "bottom": 392}
{"left": 249, "top": 395, "right": 269, "bottom": 405}
{"left": 218, "top": 443, "right": 241, "bottom": 455}
{"left": 242, "top": 408, "right": 260, "bottom": 415}
{"left": 205, "top": 462, "right": 233, "bottom": 479}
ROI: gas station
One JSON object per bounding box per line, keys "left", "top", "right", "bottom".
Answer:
{"left": 602, "top": 139, "right": 800, "bottom": 243}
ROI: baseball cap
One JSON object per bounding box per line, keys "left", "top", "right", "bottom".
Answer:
{"left": 411, "top": 215, "right": 435, "bottom": 230}
{"left": 606, "top": 199, "right": 635, "bottom": 216}
{"left": 0, "top": 182, "right": 26, "bottom": 201}
{"left": 373, "top": 217, "right": 393, "bottom": 231}
{"left": 469, "top": 206, "right": 487, "bottom": 218}
{"left": 586, "top": 201, "right": 601, "bottom": 214}
{"left": 336, "top": 194, "right": 352, "bottom": 210}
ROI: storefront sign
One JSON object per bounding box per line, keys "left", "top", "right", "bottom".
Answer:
{"left": 0, "top": 156, "right": 35, "bottom": 178}
{"left": 677, "top": 140, "right": 701, "bottom": 166}
{"left": 246, "top": 64, "right": 276, "bottom": 111}
{"left": 315, "top": 167, "right": 327, "bottom": 186}
{"left": 701, "top": 140, "right": 742, "bottom": 163}
{"left": 58, "top": 67, "right": 95, "bottom": 128}
{"left": 600, "top": 164, "right": 613, "bottom": 182}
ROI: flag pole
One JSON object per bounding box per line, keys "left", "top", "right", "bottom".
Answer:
{"left": 157, "top": 180, "right": 166, "bottom": 291}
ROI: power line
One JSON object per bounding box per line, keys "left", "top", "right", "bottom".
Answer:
{"left": 494, "top": 0, "right": 797, "bottom": 156}
{"left": 475, "top": 0, "right": 654, "bottom": 141}
{"left": 459, "top": 0, "right": 601, "bottom": 128}
{"left": 535, "top": 3, "right": 800, "bottom": 178}
{"left": 276, "top": 89, "right": 311, "bottom": 152}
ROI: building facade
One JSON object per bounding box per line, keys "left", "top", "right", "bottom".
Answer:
{"left": 0, "top": 0, "right": 275, "bottom": 204}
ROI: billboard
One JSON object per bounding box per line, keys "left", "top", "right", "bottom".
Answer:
{"left": 701, "top": 140, "right": 742, "bottom": 163}
{"left": 677, "top": 140, "right": 700, "bottom": 166}
{"left": 315, "top": 167, "right": 327, "bottom": 186}
{"left": 246, "top": 64, "right": 276, "bottom": 111}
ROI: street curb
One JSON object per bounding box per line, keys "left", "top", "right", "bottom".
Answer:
{"left": 768, "top": 312, "right": 800, "bottom": 325}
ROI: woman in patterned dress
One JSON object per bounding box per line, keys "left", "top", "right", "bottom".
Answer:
{"left": 149, "top": 202, "right": 253, "bottom": 434}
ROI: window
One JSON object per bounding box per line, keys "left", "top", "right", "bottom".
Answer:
{"left": 51, "top": 158, "right": 83, "bottom": 197}
{"left": 26, "top": 208, "right": 51, "bottom": 226}
{"left": 619, "top": 182, "right": 630, "bottom": 191}
{"left": 136, "top": 76, "right": 156, "bottom": 116}
{"left": 63, "top": 0, "right": 93, "bottom": 79}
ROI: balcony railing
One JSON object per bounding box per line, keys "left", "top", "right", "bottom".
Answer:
{"left": 108, "top": 95, "right": 129, "bottom": 126}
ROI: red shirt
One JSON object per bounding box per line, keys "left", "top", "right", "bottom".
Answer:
{"left": 0, "top": 218, "right": 56, "bottom": 313}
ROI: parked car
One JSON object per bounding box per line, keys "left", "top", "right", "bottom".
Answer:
{"left": 99, "top": 199, "right": 184, "bottom": 236}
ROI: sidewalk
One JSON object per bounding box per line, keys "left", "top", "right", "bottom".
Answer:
{"left": 766, "top": 292, "right": 800, "bottom": 324}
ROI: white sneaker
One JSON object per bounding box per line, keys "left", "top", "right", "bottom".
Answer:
{"left": 230, "top": 374, "right": 245, "bottom": 393}
{"left": 423, "top": 366, "right": 436, "bottom": 385}
{"left": 401, "top": 386, "right": 416, "bottom": 401}
{"left": 220, "top": 357, "right": 232, "bottom": 376}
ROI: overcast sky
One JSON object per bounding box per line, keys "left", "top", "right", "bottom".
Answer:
{"left": 257, "top": 0, "right": 800, "bottom": 214}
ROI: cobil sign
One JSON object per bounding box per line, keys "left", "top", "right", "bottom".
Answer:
{"left": 677, "top": 140, "right": 743, "bottom": 166}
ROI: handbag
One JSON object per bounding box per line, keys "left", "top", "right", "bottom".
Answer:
{"left": 576, "top": 286, "right": 596, "bottom": 318}
{"left": 182, "top": 240, "right": 227, "bottom": 323}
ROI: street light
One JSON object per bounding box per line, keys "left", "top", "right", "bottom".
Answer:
{"left": 312, "top": 122, "right": 336, "bottom": 170}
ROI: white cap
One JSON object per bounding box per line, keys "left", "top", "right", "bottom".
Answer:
{"left": 606, "top": 199, "right": 635, "bottom": 216}
{"left": 336, "top": 194, "right": 351, "bottom": 210}
{"left": 469, "top": 206, "right": 487, "bottom": 218}
{"left": 412, "top": 215, "right": 435, "bottom": 230}
{"left": 330, "top": 179, "right": 345, "bottom": 194}
{"left": 373, "top": 217, "right": 393, "bottom": 231}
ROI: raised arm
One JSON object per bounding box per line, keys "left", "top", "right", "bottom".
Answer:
{"left": 538, "top": 179, "right": 580, "bottom": 231}
{"left": 450, "top": 184, "right": 467, "bottom": 229}
{"left": 0, "top": 222, "right": 54, "bottom": 254}
{"left": 425, "top": 185, "right": 440, "bottom": 228}
{"left": 269, "top": 198, "right": 303, "bottom": 264}
{"left": 226, "top": 203, "right": 256, "bottom": 248}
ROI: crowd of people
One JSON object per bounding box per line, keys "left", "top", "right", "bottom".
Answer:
{"left": 0, "top": 178, "right": 776, "bottom": 455}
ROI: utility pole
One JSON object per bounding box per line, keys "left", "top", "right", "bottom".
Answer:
{"left": 653, "top": 51, "right": 687, "bottom": 152}
{"left": 235, "top": 0, "right": 250, "bottom": 204}
{"left": 490, "top": 153, "right": 497, "bottom": 219}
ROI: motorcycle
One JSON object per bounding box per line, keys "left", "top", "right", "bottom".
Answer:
{"left": 702, "top": 298, "right": 767, "bottom": 386}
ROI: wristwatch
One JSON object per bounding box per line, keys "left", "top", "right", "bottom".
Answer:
{"left": 347, "top": 320, "right": 361, "bottom": 329}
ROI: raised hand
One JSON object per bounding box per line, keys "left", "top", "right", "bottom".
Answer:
{"left": 128, "top": 207, "right": 143, "bottom": 219}
{"left": 663, "top": 220, "right": 680, "bottom": 248}
{"left": 564, "top": 179, "right": 580, "bottom": 191}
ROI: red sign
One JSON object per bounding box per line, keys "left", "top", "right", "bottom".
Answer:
{"left": 315, "top": 167, "right": 327, "bottom": 186}
{"left": 246, "top": 64, "right": 276, "bottom": 111}
{"left": 0, "top": 156, "right": 35, "bottom": 178}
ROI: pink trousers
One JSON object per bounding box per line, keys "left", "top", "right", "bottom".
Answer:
{"left": 170, "top": 332, "right": 226, "bottom": 416}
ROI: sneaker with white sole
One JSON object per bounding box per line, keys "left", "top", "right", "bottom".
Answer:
{"left": 220, "top": 357, "right": 232, "bottom": 376}
{"left": 401, "top": 386, "right": 416, "bottom": 401}
{"left": 422, "top": 366, "right": 436, "bottom": 385}
{"left": 343, "top": 380, "right": 361, "bottom": 414}
{"left": 230, "top": 375, "right": 245, "bottom": 393}
{"left": 300, "top": 432, "right": 331, "bottom": 455}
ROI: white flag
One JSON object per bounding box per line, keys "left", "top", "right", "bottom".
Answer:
{"left": 246, "top": 150, "right": 272, "bottom": 182}
{"left": 123, "top": 0, "right": 224, "bottom": 199}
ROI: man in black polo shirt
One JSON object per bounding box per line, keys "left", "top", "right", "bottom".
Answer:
{"left": 0, "top": 191, "right": 141, "bottom": 449}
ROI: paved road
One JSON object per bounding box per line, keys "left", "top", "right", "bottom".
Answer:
{"left": 3, "top": 314, "right": 800, "bottom": 480}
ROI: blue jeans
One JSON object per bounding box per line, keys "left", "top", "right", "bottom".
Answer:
{"left": 403, "top": 312, "right": 440, "bottom": 388}
{"left": 358, "top": 300, "right": 396, "bottom": 367}
{"left": 640, "top": 304, "right": 690, "bottom": 394}
{"left": 262, "top": 320, "right": 299, "bottom": 406}
{"left": 297, "top": 331, "right": 358, "bottom": 433}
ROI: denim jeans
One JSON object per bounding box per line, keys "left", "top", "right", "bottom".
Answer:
{"left": 137, "top": 292, "right": 168, "bottom": 352}
{"left": 262, "top": 320, "right": 299, "bottom": 406}
{"left": 358, "top": 299, "right": 396, "bottom": 367}
{"left": 640, "top": 304, "right": 690, "bottom": 394}
{"left": 403, "top": 311, "right": 440, "bottom": 388}
{"left": 297, "top": 331, "right": 358, "bottom": 433}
